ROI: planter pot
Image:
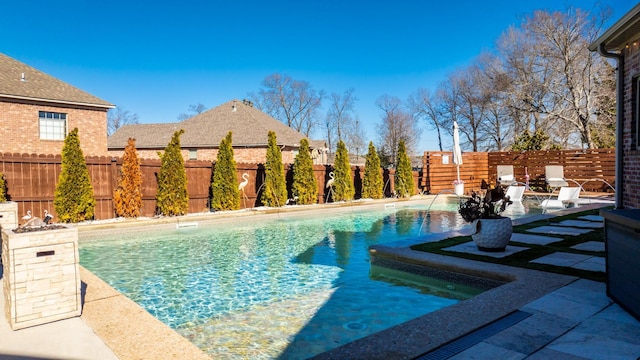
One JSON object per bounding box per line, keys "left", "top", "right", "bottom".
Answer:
{"left": 471, "top": 217, "right": 513, "bottom": 252}
{"left": 454, "top": 183, "right": 464, "bottom": 196}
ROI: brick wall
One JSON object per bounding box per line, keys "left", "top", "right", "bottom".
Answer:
{"left": 0, "top": 100, "right": 108, "bottom": 156}
{"left": 623, "top": 42, "right": 640, "bottom": 208}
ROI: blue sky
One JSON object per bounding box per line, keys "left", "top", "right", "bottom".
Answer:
{"left": 1, "top": 1, "right": 632, "bottom": 153}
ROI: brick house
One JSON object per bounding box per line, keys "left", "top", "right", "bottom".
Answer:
{"left": 0, "top": 53, "right": 114, "bottom": 156}
{"left": 589, "top": 3, "right": 640, "bottom": 321}
{"left": 108, "top": 99, "right": 328, "bottom": 164}
{"left": 589, "top": 4, "right": 640, "bottom": 209}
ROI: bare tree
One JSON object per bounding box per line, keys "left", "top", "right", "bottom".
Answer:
{"left": 249, "top": 73, "right": 325, "bottom": 137}
{"left": 177, "top": 103, "right": 207, "bottom": 121}
{"left": 408, "top": 88, "right": 445, "bottom": 151}
{"left": 345, "top": 116, "right": 366, "bottom": 161}
{"left": 375, "top": 95, "right": 421, "bottom": 165}
{"left": 325, "top": 88, "right": 357, "bottom": 153}
{"left": 497, "top": 7, "right": 614, "bottom": 149}
{"left": 107, "top": 106, "right": 139, "bottom": 135}
{"left": 475, "top": 53, "right": 513, "bottom": 151}
{"left": 436, "top": 67, "right": 489, "bottom": 152}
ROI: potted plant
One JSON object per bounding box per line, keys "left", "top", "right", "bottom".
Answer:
{"left": 452, "top": 179, "right": 465, "bottom": 196}
{"left": 458, "top": 186, "right": 513, "bottom": 251}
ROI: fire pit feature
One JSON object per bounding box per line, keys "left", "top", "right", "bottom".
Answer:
{"left": 2, "top": 224, "right": 81, "bottom": 330}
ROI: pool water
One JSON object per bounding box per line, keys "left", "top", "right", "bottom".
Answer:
{"left": 78, "top": 200, "right": 521, "bottom": 359}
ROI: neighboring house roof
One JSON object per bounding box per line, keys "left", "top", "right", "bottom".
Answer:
{"left": 589, "top": 3, "right": 640, "bottom": 52}
{"left": 108, "top": 99, "right": 324, "bottom": 149}
{"left": 0, "top": 53, "right": 113, "bottom": 108}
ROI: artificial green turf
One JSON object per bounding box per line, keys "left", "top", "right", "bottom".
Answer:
{"left": 410, "top": 208, "right": 607, "bottom": 282}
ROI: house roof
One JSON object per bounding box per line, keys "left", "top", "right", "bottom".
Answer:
{"left": 108, "top": 99, "right": 324, "bottom": 149}
{"left": 0, "top": 53, "right": 113, "bottom": 109}
{"left": 589, "top": 4, "right": 640, "bottom": 52}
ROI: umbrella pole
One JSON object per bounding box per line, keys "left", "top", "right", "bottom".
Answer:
{"left": 456, "top": 166, "right": 460, "bottom": 182}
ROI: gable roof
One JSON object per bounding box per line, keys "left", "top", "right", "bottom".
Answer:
{"left": 589, "top": 3, "right": 640, "bottom": 52}
{"left": 108, "top": 99, "right": 323, "bottom": 149}
{"left": 0, "top": 53, "right": 113, "bottom": 108}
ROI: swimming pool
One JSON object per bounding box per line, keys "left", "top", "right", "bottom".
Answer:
{"left": 78, "top": 199, "right": 532, "bottom": 359}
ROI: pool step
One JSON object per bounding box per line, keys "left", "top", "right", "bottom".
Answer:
{"left": 176, "top": 222, "right": 198, "bottom": 229}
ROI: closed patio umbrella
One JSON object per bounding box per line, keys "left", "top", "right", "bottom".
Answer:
{"left": 453, "top": 120, "right": 463, "bottom": 183}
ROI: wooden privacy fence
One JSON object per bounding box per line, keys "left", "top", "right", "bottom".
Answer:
{"left": 0, "top": 153, "right": 421, "bottom": 221}
{"left": 0, "top": 154, "right": 213, "bottom": 221}
{"left": 0, "top": 149, "right": 614, "bottom": 222}
{"left": 421, "top": 149, "right": 616, "bottom": 195}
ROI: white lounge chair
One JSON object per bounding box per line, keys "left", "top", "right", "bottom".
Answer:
{"left": 497, "top": 165, "right": 517, "bottom": 186}
{"left": 505, "top": 185, "right": 525, "bottom": 202}
{"left": 545, "top": 165, "right": 569, "bottom": 188}
{"left": 541, "top": 186, "right": 581, "bottom": 209}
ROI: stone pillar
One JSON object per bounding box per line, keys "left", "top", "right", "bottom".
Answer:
{"left": 0, "top": 201, "right": 18, "bottom": 231}
{"left": 2, "top": 225, "right": 81, "bottom": 330}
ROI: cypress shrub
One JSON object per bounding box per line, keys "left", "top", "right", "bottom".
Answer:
{"left": 114, "top": 138, "right": 143, "bottom": 218}
{"left": 292, "top": 138, "right": 318, "bottom": 205}
{"left": 54, "top": 128, "right": 96, "bottom": 222}
{"left": 261, "top": 131, "right": 287, "bottom": 207}
{"left": 156, "top": 129, "right": 189, "bottom": 216}
{"left": 332, "top": 140, "right": 355, "bottom": 201}
{"left": 0, "top": 172, "right": 7, "bottom": 202}
{"left": 211, "top": 131, "right": 240, "bottom": 211}
{"left": 395, "top": 140, "right": 414, "bottom": 198}
{"left": 362, "top": 141, "right": 383, "bottom": 199}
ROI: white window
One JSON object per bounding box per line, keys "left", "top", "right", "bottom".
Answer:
{"left": 39, "top": 111, "right": 67, "bottom": 140}
{"left": 189, "top": 149, "right": 197, "bottom": 160}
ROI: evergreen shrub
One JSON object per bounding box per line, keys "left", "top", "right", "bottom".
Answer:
{"left": 54, "top": 128, "right": 96, "bottom": 222}
{"left": 156, "top": 129, "right": 189, "bottom": 216}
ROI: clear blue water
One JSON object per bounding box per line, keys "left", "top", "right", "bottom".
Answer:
{"left": 78, "top": 199, "right": 536, "bottom": 359}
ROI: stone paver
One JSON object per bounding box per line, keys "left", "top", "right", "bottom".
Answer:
{"left": 577, "top": 215, "right": 603, "bottom": 222}
{"left": 556, "top": 220, "right": 603, "bottom": 229}
{"left": 483, "top": 311, "right": 576, "bottom": 356}
{"left": 522, "top": 280, "right": 612, "bottom": 323}
{"left": 570, "top": 256, "right": 605, "bottom": 273}
{"left": 526, "top": 226, "right": 592, "bottom": 236}
{"left": 449, "top": 280, "right": 640, "bottom": 360}
{"left": 545, "top": 305, "right": 640, "bottom": 359}
{"left": 525, "top": 348, "right": 590, "bottom": 359}
{"left": 448, "top": 341, "right": 526, "bottom": 359}
{"left": 443, "top": 241, "right": 529, "bottom": 258}
{"left": 530, "top": 252, "right": 593, "bottom": 267}
{"left": 510, "top": 233, "right": 561, "bottom": 246}
{"left": 531, "top": 252, "right": 605, "bottom": 273}
{"left": 570, "top": 241, "right": 605, "bottom": 252}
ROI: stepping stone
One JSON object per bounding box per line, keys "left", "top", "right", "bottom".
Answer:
{"left": 571, "top": 241, "right": 605, "bottom": 252}
{"left": 578, "top": 215, "right": 603, "bottom": 222}
{"left": 571, "top": 256, "right": 606, "bottom": 272}
{"left": 443, "top": 241, "right": 529, "bottom": 258}
{"left": 511, "top": 233, "right": 561, "bottom": 246}
{"left": 531, "top": 252, "right": 593, "bottom": 267}
{"left": 526, "top": 226, "right": 592, "bottom": 236}
{"left": 556, "top": 220, "right": 603, "bottom": 229}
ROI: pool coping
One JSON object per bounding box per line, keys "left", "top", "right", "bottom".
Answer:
{"left": 79, "top": 266, "right": 211, "bottom": 360}
{"left": 311, "top": 246, "right": 576, "bottom": 359}
{"left": 75, "top": 197, "right": 609, "bottom": 360}
{"left": 311, "top": 203, "right": 608, "bottom": 360}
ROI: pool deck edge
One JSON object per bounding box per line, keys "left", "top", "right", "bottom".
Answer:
{"left": 79, "top": 266, "right": 212, "bottom": 360}
{"left": 311, "top": 248, "right": 577, "bottom": 360}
